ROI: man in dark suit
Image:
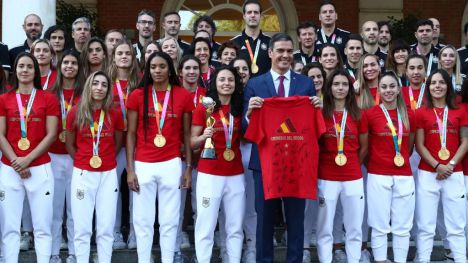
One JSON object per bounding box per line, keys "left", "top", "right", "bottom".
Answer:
{"left": 243, "top": 32, "right": 321, "bottom": 262}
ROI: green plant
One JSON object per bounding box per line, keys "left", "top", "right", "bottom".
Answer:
{"left": 56, "top": 0, "right": 102, "bottom": 37}
{"left": 388, "top": 13, "right": 420, "bottom": 44}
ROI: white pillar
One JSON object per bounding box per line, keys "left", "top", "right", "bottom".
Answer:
{"left": 2, "top": 0, "right": 56, "bottom": 48}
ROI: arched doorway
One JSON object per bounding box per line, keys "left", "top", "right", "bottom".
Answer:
{"left": 160, "top": 0, "right": 299, "bottom": 43}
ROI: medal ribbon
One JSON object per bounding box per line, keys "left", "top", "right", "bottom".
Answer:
{"left": 42, "top": 70, "right": 52, "bottom": 90}
{"left": 245, "top": 39, "right": 261, "bottom": 65}
{"left": 115, "top": 79, "right": 127, "bottom": 128}
{"left": 15, "top": 88, "right": 37, "bottom": 138}
{"left": 380, "top": 104, "right": 403, "bottom": 155}
{"left": 151, "top": 84, "right": 171, "bottom": 135}
{"left": 193, "top": 87, "right": 199, "bottom": 107}
{"left": 416, "top": 46, "right": 433, "bottom": 76}
{"left": 60, "top": 90, "right": 75, "bottom": 130}
{"left": 332, "top": 110, "right": 348, "bottom": 155}
{"left": 89, "top": 110, "right": 105, "bottom": 156}
{"left": 433, "top": 106, "right": 448, "bottom": 150}
{"left": 408, "top": 83, "right": 425, "bottom": 110}
{"left": 347, "top": 68, "right": 356, "bottom": 81}
{"left": 320, "top": 29, "right": 336, "bottom": 44}
{"left": 219, "top": 108, "right": 234, "bottom": 149}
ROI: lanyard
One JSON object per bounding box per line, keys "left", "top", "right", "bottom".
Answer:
{"left": 408, "top": 83, "right": 425, "bottom": 110}
{"left": 332, "top": 110, "right": 348, "bottom": 154}
{"left": 42, "top": 70, "right": 52, "bottom": 90}
{"left": 245, "top": 39, "right": 261, "bottom": 64}
{"left": 90, "top": 110, "right": 105, "bottom": 156}
{"left": 115, "top": 79, "right": 127, "bottom": 128}
{"left": 15, "top": 88, "right": 37, "bottom": 138}
{"left": 416, "top": 46, "right": 433, "bottom": 76}
{"left": 193, "top": 87, "right": 200, "bottom": 107}
{"left": 151, "top": 85, "right": 171, "bottom": 134}
{"left": 59, "top": 90, "right": 75, "bottom": 130}
{"left": 347, "top": 68, "right": 356, "bottom": 81}
{"left": 219, "top": 108, "right": 234, "bottom": 149}
{"left": 320, "top": 29, "right": 336, "bottom": 44}
{"left": 433, "top": 106, "right": 448, "bottom": 150}
{"left": 380, "top": 104, "right": 403, "bottom": 155}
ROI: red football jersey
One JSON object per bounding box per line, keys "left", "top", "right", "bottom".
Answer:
{"left": 366, "top": 106, "right": 415, "bottom": 176}
{"left": 319, "top": 110, "right": 366, "bottom": 181}
{"left": 0, "top": 89, "right": 60, "bottom": 166}
{"left": 126, "top": 86, "right": 194, "bottom": 162}
{"left": 42, "top": 69, "right": 57, "bottom": 90}
{"left": 401, "top": 86, "right": 424, "bottom": 110}
{"left": 49, "top": 89, "right": 80, "bottom": 154}
{"left": 66, "top": 107, "right": 124, "bottom": 171}
{"left": 188, "top": 86, "right": 206, "bottom": 108}
{"left": 416, "top": 105, "right": 468, "bottom": 172}
{"left": 245, "top": 96, "right": 326, "bottom": 200}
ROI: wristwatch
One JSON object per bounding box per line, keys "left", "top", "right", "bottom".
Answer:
{"left": 449, "top": 160, "right": 456, "bottom": 166}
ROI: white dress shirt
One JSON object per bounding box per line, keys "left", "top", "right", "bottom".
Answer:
{"left": 270, "top": 69, "right": 291, "bottom": 97}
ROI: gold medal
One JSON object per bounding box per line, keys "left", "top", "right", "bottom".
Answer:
{"left": 438, "top": 148, "right": 450, "bottom": 160}
{"left": 154, "top": 134, "right": 166, "bottom": 147}
{"left": 89, "top": 155, "right": 102, "bottom": 169}
{"left": 251, "top": 63, "right": 259, "bottom": 74}
{"left": 223, "top": 149, "right": 235, "bottom": 161}
{"left": 59, "top": 131, "right": 66, "bottom": 143}
{"left": 18, "top": 137, "right": 30, "bottom": 151}
{"left": 334, "top": 153, "right": 347, "bottom": 166}
{"left": 394, "top": 154, "right": 405, "bottom": 167}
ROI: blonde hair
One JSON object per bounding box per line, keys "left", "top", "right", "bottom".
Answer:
{"left": 159, "top": 36, "right": 182, "bottom": 70}
{"left": 75, "top": 71, "right": 113, "bottom": 129}
{"left": 379, "top": 73, "right": 410, "bottom": 130}
{"left": 438, "top": 45, "right": 463, "bottom": 88}
{"left": 108, "top": 39, "right": 140, "bottom": 94}
{"left": 357, "top": 54, "right": 381, "bottom": 109}
{"left": 31, "top": 38, "right": 56, "bottom": 69}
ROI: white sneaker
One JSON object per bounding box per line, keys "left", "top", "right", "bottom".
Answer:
{"left": 65, "top": 255, "right": 76, "bottom": 263}
{"left": 310, "top": 231, "right": 317, "bottom": 247}
{"left": 112, "top": 231, "right": 126, "bottom": 250}
{"left": 20, "top": 232, "right": 32, "bottom": 251}
{"left": 180, "top": 231, "right": 190, "bottom": 249}
{"left": 302, "top": 249, "right": 312, "bottom": 263}
{"left": 359, "top": 249, "right": 372, "bottom": 263}
{"left": 49, "top": 255, "right": 61, "bottom": 263}
{"left": 60, "top": 237, "right": 67, "bottom": 250}
{"left": 242, "top": 249, "right": 256, "bottom": 263}
{"left": 127, "top": 231, "right": 137, "bottom": 250}
{"left": 332, "top": 249, "right": 347, "bottom": 263}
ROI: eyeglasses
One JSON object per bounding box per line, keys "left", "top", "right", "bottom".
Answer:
{"left": 138, "top": 20, "right": 155, "bottom": 26}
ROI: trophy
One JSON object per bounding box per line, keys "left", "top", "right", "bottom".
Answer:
{"left": 200, "top": 97, "right": 217, "bottom": 159}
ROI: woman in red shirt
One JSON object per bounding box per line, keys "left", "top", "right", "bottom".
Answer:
{"left": 316, "top": 69, "right": 367, "bottom": 263}
{"left": 191, "top": 37, "right": 215, "bottom": 89}
{"left": 356, "top": 54, "right": 381, "bottom": 109}
{"left": 415, "top": 69, "right": 468, "bottom": 263}
{"left": 0, "top": 52, "right": 59, "bottom": 263}
{"left": 402, "top": 54, "right": 427, "bottom": 111}
{"left": 66, "top": 71, "right": 124, "bottom": 263}
{"left": 80, "top": 38, "right": 109, "bottom": 80}
{"left": 126, "top": 52, "right": 192, "bottom": 263}
{"left": 191, "top": 65, "right": 244, "bottom": 262}
{"left": 108, "top": 39, "right": 141, "bottom": 250}
{"left": 31, "top": 39, "right": 57, "bottom": 90}
{"left": 365, "top": 72, "right": 415, "bottom": 263}
{"left": 48, "top": 49, "right": 82, "bottom": 263}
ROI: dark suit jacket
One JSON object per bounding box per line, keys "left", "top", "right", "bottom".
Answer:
{"left": 243, "top": 70, "right": 316, "bottom": 171}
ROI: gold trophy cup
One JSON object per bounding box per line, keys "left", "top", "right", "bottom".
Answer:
{"left": 200, "top": 97, "right": 217, "bottom": 159}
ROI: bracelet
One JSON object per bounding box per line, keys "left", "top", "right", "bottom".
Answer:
{"left": 434, "top": 163, "right": 441, "bottom": 169}
{"left": 186, "top": 164, "right": 193, "bottom": 168}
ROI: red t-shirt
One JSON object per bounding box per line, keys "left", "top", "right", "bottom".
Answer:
{"left": 370, "top": 86, "right": 378, "bottom": 103}
{"left": 415, "top": 105, "right": 468, "bottom": 172}
{"left": 126, "top": 86, "right": 194, "bottom": 162}
{"left": 192, "top": 103, "right": 243, "bottom": 176}
{"left": 188, "top": 86, "right": 206, "bottom": 108}
{"left": 0, "top": 89, "right": 60, "bottom": 166}
{"left": 245, "top": 96, "right": 326, "bottom": 199}
{"left": 41, "top": 69, "right": 57, "bottom": 90}
{"left": 49, "top": 89, "right": 80, "bottom": 154}
{"left": 401, "top": 86, "right": 424, "bottom": 110}
{"left": 366, "top": 106, "right": 415, "bottom": 175}
{"left": 459, "top": 104, "right": 468, "bottom": 175}
{"left": 112, "top": 80, "right": 130, "bottom": 145}
{"left": 66, "top": 107, "right": 124, "bottom": 171}
{"left": 318, "top": 111, "right": 366, "bottom": 181}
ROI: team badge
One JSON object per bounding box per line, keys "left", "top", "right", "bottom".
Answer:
{"left": 0, "top": 191, "right": 4, "bottom": 201}
{"left": 76, "top": 189, "right": 84, "bottom": 200}
{"left": 379, "top": 59, "right": 385, "bottom": 68}
{"left": 261, "top": 43, "right": 268, "bottom": 50}
{"left": 336, "top": 37, "right": 342, "bottom": 44}
{"left": 319, "top": 197, "right": 326, "bottom": 207}
{"left": 202, "top": 197, "right": 210, "bottom": 208}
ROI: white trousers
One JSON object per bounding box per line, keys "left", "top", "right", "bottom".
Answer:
{"left": 133, "top": 158, "right": 182, "bottom": 263}
{"left": 195, "top": 172, "right": 245, "bottom": 263}
{"left": 367, "top": 173, "right": 415, "bottom": 262}
{"left": 316, "top": 178, "right": 364, "bottom": 263}
{"left": 50, "top": 153, "right": 75, "bottom": 255}
{"left": 416, "top": 170, "right": 466, "bottom": 263}
{"left": 0, "top": 163, "right": 54, "bottom": 263}
{"left": 409, "top": 151, "right": 421, "bottom": 241}
{"left": 71, "top": 167, "right": 118, "bottom": 263}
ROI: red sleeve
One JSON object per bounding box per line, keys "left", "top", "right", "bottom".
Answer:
{"left": 126, "top": 89, "right": 141, "bottom": 111}
{"left": 0, "top": 94, "right": 5, "bottom": 116}
{"left": 113, "top": 109, "right": 125, "bottom": 131}
{"left": 408, "top": 110, "right": 416, "bottom": 132}
{"left": 192, "top": 104, "right": 206, "bottom": 126}
{"left": 183, "top": 90, "right": 195, "bottom": 113}
{"left": 244, "top": 109, "right": 264, "bottom": 144}
{"left": 415, "top": 108, "right": 424, "bottom": 129}
{"left": 66, "top": 106, "right": 77, "bottom": 131}
{"left": 359, "top": 111, "right": 368, "bottom": 134}
{"left": 46, "top": 92, "right": 60, "bottom": 117}
{"left": 459, "top": 107, "right": 468, "bottom": 126}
